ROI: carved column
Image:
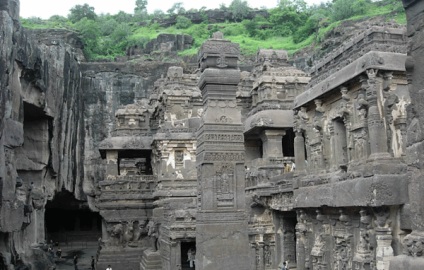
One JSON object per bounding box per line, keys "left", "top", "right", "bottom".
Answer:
{"left": 295, "top": 210, "right": 309, "bottom": 270}
{"left": 294, "top": 131, "right": 306, "bottom": 173}
{"left": 257, "top": 242, "right": 265, "bottom": 270}
{"left": 106, "top": 150, "right": 119, "bottom": 175}
{"left": 195, "top": 33, "right": 251, "bottom": 270}
{"left": 260, "top": 130, "right": 285, "bottom": 158}
{"left": 374, "top": 208, "right": 393, "bottom": 270}
{"left": 365, "top": 69, "right": 391, "bottom": 160}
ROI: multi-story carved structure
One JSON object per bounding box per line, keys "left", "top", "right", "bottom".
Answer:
{"left": 5, "top": 0, "right": 424, "bottom": 269}
{"left": 92, "top": 25, "right": 413, "bottom": 270}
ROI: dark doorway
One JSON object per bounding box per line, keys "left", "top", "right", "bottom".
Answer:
{"left": 282, "top": 128, "right": 295, "bottom": 157}
{"left": 45, "top": 191, "right": 101, "bottom": 245}
{"left": 181, "top": 241, "right": 196, "bottom": 270}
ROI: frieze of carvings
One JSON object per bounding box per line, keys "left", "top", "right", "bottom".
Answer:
{"left": 268, "top": 193, "right": 293, "bottom": 211}
{"left": 200, "top": 42, "right": 240, "bottom": 56}
{"left": 215, "top": 115, "right": 233, "bottom": 123}
{"left": 200, "top": 134, "right": 244, "bottom": 143}
{"left": 122, "top": 138, "right": 145, "bottom": 149}
{"left": 103, "top": 221, "right": 150, "bottom": 248}
{"left": 250, "top": 117, "right": 273, "bottom": 127}
{"left": 203, "top": 152, "right": 245, "bottom": 161}
{"left": 208, "top": 99, "right": 237, "bottom": 108}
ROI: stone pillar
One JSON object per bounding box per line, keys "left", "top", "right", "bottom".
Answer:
{"left": 196, "top": 32, "right": 251, "bottom": 270}
{"left": 260, "top": 130, "right": 285, "bottom": 158}
{"left": 365, "top": 69, "right": 391, "bottom": 160}
{"left": 294, "top": 131, "right": 306, "bottom": 173}
{"left": 374, "top": 208, "right": 393, "bottom": 270}
{"left": 170, "top": 241, "right": 179, "bottom": 269}
{"left": 376, "top": 230, "right": 394, "bottom": 270}
{"left": 106, "top": 150, "right": 119, "bottom": 175}
{"left": 257, "top": 242, "right": 265, "bottom": 270}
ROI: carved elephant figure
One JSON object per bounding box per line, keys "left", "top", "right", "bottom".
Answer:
{"left": 122, "top": 221, "right": 134, "bottom": 244}
{"left": 107, "top": 223, "right": 124, "bottom": 246}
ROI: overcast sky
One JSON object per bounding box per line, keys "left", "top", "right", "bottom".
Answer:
{"left": 20, "top": 0, "right": 329, "bottom": 19}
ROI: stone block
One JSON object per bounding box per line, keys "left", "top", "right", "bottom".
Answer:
{"left": 294, "top": 175, "right": 408, "bottom": 208}
{"left": 3, "top": 118, "right": 23, "bottom": 148}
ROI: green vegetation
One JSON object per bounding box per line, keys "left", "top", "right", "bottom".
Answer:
{"left": 20, "top": 0, "right": 406, "bottom": 61}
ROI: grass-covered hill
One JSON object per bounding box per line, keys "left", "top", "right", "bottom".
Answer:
{"left": 21, "top": 0, "right": 405, "bottom": 61}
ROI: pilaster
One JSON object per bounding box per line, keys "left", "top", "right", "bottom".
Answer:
{"left": 195, "top": 32, "right": 251, "bottom": 270}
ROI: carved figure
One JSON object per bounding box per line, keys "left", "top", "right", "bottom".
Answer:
{"left": 264, "top": 245, "right": 272, "bottom": 266}
{"left": 403, "top": 233, "right": 424, "bottom": 257}
{"left": 147, "top": 220, "right": 159, "bottom": 251}
{"left": 123, "top": 221, "right": 134, "bottom": 244}
{"left": 107, "top": 223, "right": 123, "bottom": 246}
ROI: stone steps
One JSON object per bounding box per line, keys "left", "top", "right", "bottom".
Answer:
{"left": 97, "top": 248, "right": 144, "bottom": 270}
{"left": 140, "top": 249, "right": 162, "bottom": 270}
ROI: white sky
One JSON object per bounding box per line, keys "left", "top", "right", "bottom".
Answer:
{"left": 20, "top": 0, "right": 328, "bottom": 19}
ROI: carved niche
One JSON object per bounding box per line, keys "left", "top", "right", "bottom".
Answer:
{"left": 214, "top": 163, "right": 235, "bottom": 207}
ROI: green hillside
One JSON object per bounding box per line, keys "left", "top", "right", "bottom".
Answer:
{"left": 21, "top": 0, "right": 405, "bottom": 61}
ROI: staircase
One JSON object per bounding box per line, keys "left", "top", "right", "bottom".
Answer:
{"left": 97, "top": 247, "right": 144, "bottom": 270}
{"left": 140, "top": 249, "right": 162, "bottom": 270}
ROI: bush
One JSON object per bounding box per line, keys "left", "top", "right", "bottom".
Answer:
{"left": 175, "top": 16, "right": 192, "bottom": 29}
{"left": 331, "top": 0, "right": 369, "bottom": 21}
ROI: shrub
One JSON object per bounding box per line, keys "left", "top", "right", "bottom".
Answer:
{"left": 175, "top": 16, "right": 192, "bottom": 29}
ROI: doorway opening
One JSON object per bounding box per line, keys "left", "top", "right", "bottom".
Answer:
{"left": 181, "top": 241, "right": 196, "bottom": 270}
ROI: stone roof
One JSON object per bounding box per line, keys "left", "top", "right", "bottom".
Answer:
{"left": 294, "top": 51, "right": 406, "bottom": 108}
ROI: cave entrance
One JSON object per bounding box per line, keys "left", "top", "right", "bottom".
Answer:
{"left": 45, "top": 191, "right": 101, "bottom": 246}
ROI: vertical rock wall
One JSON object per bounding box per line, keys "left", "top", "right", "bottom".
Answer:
{"left": 390, "top": 0, "right": 424, "bottom": 269}
{"left": 0, "top": 0, "right": 86, "bottom": 268}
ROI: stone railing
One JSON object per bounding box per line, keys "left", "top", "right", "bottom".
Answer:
{"left": 111, "top": 129, "right": 153, "bottom": 137}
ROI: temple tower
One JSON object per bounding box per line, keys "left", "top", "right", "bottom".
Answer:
{"left": 195, "top": 32, "right": 251, "bottom": 270}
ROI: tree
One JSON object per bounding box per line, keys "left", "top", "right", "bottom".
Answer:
{"left": 269, "top": 0, "right": 309, "bottom": 36}
{"left": 229, "top": 0, "right": 251, "bottom": 22}
{"left": 113, "top": 11, "right": 133, "bottom": 23}
{"left": 73, "top": 18, "right": 100, "bottom": 59}
{"left": 68, "top": 4, "right": 97, "bottom": 23}
{"left": 134, "top": 0, "right": 148, "bottom": 14}
{"left": 278, "top": 0, "right": 307, "bottom": 12}
{"left": 167, "top": 2, "right": 185, "bottom": 15}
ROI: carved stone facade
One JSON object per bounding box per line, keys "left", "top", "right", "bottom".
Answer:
{"left": 93, "top": 25, "right": 414, "bottom": 270}
{"left": 5, "top": 1, "right": 424, "bottom": 269}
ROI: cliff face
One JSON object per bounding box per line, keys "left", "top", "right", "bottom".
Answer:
{"left": 0, "top": 0, "right": 87, "bottom": 267}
